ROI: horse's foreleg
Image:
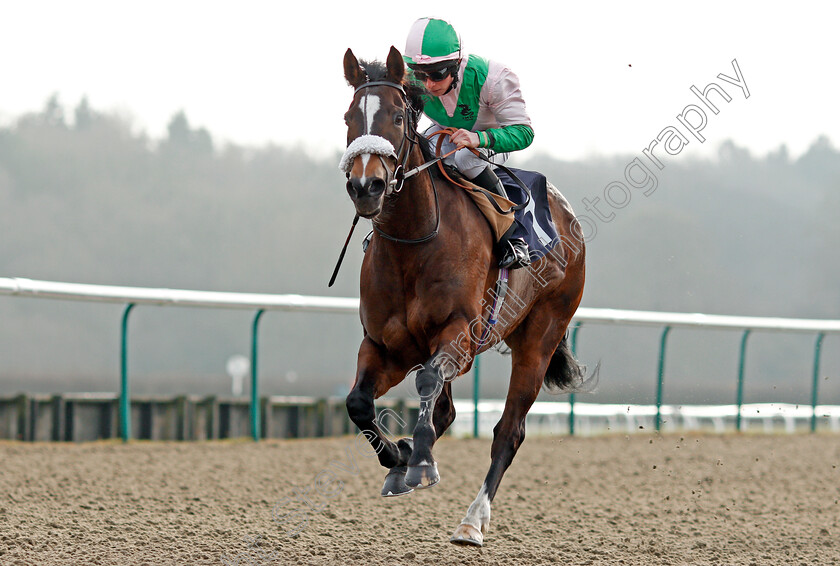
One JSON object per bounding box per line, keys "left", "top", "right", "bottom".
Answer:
{"left": 405, "top": 324, "right": 470, "bottom": 489}
{"left": 433, "top": 381, "right": 456, "bottom": 437}
{"left": 346, "top": 338, "right": 406, "bottom": 471}
{"left": 380, "top": 382, "right": 454, "bottom": 497}
{"left": 403, "top": 358, "right": 444, "bottom": 488}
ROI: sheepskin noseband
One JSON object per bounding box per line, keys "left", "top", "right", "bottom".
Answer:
{"left": 338, "top": 135, "right": 397, "bottom": 174}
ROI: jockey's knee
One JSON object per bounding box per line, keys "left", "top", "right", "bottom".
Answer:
{"left": 454, "top": 149, "right": 487, "bottom": 179}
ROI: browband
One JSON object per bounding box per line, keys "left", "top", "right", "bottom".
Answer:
{"left": 354, "top": 80, "right": 406, "bottom": 96}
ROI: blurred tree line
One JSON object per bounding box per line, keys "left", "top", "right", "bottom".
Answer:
{"left": 0, "top": 97, "right": 838, "bottom": 404}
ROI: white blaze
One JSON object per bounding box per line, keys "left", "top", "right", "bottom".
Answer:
{"left": 337, "top": 91, "right": 395, "bottom": 180}
{"left": 360, "top": 153, "right": 371, "bottom": 185}
{"left": 358, "top": 93, "right": 382, "bottom": 186}
{"left": 363, "top": 93, "right": 381, "bottom": 135}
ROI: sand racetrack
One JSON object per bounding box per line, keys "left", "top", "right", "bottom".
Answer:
{"left": 2, "top": 433, "right": 839, "bottom": 565}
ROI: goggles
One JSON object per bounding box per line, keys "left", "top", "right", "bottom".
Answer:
{"left": 411, "top": 63, "right": 457, "bottom": 83}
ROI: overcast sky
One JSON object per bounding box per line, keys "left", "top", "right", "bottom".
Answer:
{"left": 2, "top": 1, "right": 836, "bottom": 161}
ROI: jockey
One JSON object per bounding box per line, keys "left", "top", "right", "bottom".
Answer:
{"left": 404, "top": 16, "right": 533, "bottom": 269}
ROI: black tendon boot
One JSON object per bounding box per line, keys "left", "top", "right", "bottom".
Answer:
{"left": 471, "top": 167, "right": 531, "bottom": 269}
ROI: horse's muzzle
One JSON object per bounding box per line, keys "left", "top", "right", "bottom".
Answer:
{"left": 347, "top": 176, "right": 387, "bottom": 218}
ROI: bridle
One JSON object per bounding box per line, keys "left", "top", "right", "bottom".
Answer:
{"left": 349, "top": 80, "right": 415, "bottom": 194}
{"left": 330, "top": 77, "right": 442, "bottom": 286}
{"left": 349, "top": 79, "right": 441, "bottom": 245}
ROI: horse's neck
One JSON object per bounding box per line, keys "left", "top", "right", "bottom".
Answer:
{"left": 373, "top": 148, "right": 438, "bottom": 241}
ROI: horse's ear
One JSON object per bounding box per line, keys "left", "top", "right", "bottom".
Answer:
{"left": 386, "top": 46, "right": 405, "bottom": 83}
{"left": 344, "top": 48, "right": 366, "bottom": 88}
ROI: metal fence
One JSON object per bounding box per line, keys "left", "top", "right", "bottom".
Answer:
{"left": 2, "top": 276, "right": 839, "bottom": 441}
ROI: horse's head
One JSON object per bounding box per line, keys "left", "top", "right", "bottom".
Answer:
{"left": 340, "top": 46, "right": 417, "bottom": 219}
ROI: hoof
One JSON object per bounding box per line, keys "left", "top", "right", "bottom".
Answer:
{"left": 404, "top": 462, "right": 439, "bottom": 489}
{"left": 450, "top": 523, "right": 483, "bottom": 546}
{"left": 381, "top": 466, "right": 413, "bottom": 497}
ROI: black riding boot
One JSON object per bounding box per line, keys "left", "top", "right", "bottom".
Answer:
{"left": 470, "top": 167, "right": 531, "bottom": 269}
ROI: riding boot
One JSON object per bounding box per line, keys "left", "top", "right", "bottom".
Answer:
{"left": 470, "top": 167, "right": 531, "bottom": 269}
{"left": 471, "top": 166, "right": 508, "bottom": 199}
{"left": 497, "top": 223, "right": 531, "bottom": 269}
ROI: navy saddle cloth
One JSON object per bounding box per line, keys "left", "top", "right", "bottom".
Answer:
{"left": 496, "top": 168, "right": 560, "bottom": 261}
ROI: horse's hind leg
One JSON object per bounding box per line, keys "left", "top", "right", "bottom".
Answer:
{"left": 451, "top": 316, "right": 568, "bottom": 546}
{"left": 450, "top": 359, "right": 544, "bottom": 545}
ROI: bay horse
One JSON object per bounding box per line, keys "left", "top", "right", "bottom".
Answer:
{"left": 341, "top": 46, "right": 590, "bottom": 546}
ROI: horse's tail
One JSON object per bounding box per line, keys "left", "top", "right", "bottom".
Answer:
{"left": 543, "top": 333, "right": 600, "bottom": 394}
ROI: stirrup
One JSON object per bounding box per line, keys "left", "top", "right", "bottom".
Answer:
{"left": 499, "top": 238, "right": 530, "bottom": 269}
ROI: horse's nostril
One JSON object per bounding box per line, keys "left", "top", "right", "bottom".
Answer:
{"left": 346, "top": 177, "right": 369, "bottom": 198}
{"left": 368, "top": 178, "right": 387, "bottom": 197}
{"left": 347, "top": 177, "right": 386, "bottom": 199}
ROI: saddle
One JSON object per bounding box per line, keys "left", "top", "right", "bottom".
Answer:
{"left": 446, "top": 164, "right": 560, "bottom": 262}
{"left": 443, "top": 165, "right": 516, "bottom": 241}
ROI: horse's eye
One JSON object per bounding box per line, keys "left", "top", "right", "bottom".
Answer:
{"left": 394, "top": 114, "right": 404, "bottom": 127}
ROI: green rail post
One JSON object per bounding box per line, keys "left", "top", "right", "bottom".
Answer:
{"left": 472, "top": 354, "right": 480, "bottom": 438}
{"left": 251, "top": 309, "right": 266, "bottom": 441}
{"left": 120, "top": 303, "right": 136, "bottom": 443}
{"left": 569, "top": 322, "right": 583, "bottom": 436}
{"left": 735, "top": 329, "right": 751, "bottom": 432}
{"left": 811, "top": 332, "right": 826, "bottom": 433}
{"left": 655, "top": 326, "right": 672, "bottom": 432}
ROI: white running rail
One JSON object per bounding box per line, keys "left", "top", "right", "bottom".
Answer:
{"left": 3, "top": 276, "right": 840, "bottom": 331}
{"left": 2, "top": 276, "right": 839, "bottom": 439}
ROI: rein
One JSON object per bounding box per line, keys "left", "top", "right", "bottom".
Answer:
{"left": 428, "top": 127, "right": 532, "bottom": 216}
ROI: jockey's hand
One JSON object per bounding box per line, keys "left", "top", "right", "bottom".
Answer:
{"left": 450, "top": 128, "right": 480, "bottom": 150}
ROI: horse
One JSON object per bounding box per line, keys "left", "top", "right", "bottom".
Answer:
{"left": 340, "top": 46, "right": 590, "bottom": 546}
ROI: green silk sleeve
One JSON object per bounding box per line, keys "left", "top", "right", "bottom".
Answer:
{"left": 483, "top": 124, "right": 534, "bottom": 153}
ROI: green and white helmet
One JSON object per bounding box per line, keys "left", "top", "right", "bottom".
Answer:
{"left": 404, "top": 17, "right": 461, "bottom": 67}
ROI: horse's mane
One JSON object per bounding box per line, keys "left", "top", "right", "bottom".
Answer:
{"left": 358, "top": 59, "right": 426, "bottom": 113}
{"left": 359, "top": 59, "right": 434, "bottom": 161}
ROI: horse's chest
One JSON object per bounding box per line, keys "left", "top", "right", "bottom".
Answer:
{"left": 380, "top": 316, "right": 418, "bottom": 354}
{"left": 363, "top": 293, "right": 435, "bottom": 354}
